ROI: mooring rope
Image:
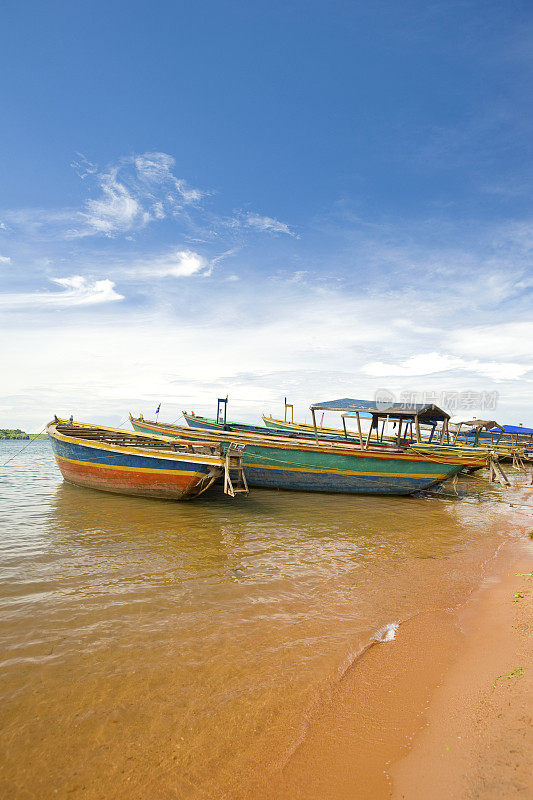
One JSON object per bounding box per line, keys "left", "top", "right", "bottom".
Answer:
{"left": 0, "top": 426, "right": 48, "bottom": 467}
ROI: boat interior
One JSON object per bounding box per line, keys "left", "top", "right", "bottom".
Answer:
{"left": 53, "top": 422, "right": 223, "bottom": 457}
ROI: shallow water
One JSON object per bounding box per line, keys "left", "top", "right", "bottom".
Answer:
{"left": 0, "top": 439, "right": 529, "bottom": 799}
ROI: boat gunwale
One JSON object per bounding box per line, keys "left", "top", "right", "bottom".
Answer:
{"left": 48, "top": 421, "right": 227, "bottom": 468}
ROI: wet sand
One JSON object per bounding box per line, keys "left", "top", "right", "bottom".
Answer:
{"left": 251, "top": 535, "right": 532, "bottom": 800}
{"left": 391, "top": 543, "right": 533, "bottom": 800}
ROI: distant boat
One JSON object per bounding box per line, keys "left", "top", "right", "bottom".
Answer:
{"left": 184, "top": 410, "right": 282, "bottom": 436}
{"left": 47, "top": 419, "right": 246, "bottom": 500}
{"left": 263, "top": 414, "right": 355, "bottom": 437}
{"left": 130, "top": 414, "right": 487, "bottom": 496}
{"left": 263, "top": 404, "right": 523, "bottom": 463}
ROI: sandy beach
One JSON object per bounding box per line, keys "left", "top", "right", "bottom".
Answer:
{"left": 391, "top": 540, "right": 533, "bottom": 800}
{"left": 251, "top": 532, "right": 532, "bottom": 800}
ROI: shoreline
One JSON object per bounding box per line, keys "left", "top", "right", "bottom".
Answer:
{"left": 391, "top": 538, "right": 532, "bottom": 799}
{"left": 249, "top": 532, "right": 532, "bottom": 800}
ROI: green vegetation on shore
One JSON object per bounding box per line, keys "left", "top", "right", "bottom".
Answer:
{"left": 0, "top": 429, "right": 47, "bottom": 440}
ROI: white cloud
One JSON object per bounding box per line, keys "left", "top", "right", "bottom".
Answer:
{"left": 1, "top": 274, "right": 531, "bottom": 431}
{"left": 1, "top": 152, "right": 206, "bottom": 241}
{"left": 76, "top": 153, "right": 206, "bottom": 237}
{"left": 82, "top": 168, "right": 142, "bottom": 235}
{"left": 447, "top": 321, "right": 533, "bottom": 359}
{"left": 243, "top": 213, "right": 297, "bottom": 236}
{"left": 0, "top": 275, "right": 123, "bottom": 309}
{"left": 134, "top": 152, "right": 204, "bottom": 203}
{"left": 130, "top": 249, "right": 211, "bottom": 279}
{"left": 1, "top": 151, "right": 297, "bottom": 253}
{"left": 70, "top": 153, "right": 98, "bottom": 179}
{"left": 362, "top": 352, "right": 528, "bottom": 381}
{"left": 0, "top": 255, "right": 11, "bottom": 263}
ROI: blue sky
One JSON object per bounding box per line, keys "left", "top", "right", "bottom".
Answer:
{"left": 1, "top": 0, "right": 532, "bottom": 430}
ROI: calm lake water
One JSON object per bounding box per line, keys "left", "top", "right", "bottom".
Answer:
{"left": 0, "top": 439, "right": 529, "bottom": 799}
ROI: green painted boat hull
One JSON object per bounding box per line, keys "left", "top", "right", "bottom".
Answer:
{"left": 131, "top": 419, "right": 468, "bottom": 496}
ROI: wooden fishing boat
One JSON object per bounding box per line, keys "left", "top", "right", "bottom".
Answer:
{"left": 458, "top": 423, "right": 533, "bottom": 447}
{"left": 130, "top": 414, "right": 488, "bottom": 496}
{"left": 47, "top": 419, "right": 247, "bottom": 500}
{"left": 185, "top": 410, "right": 285, "bottom": 436}
{"left": 180, "top": 397, "right": 355, "bottom": 441}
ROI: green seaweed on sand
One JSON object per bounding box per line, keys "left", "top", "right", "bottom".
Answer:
{"left": 494, "top": 667, "right": 525, "bottom": 685}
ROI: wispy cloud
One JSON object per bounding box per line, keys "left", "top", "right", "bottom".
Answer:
{"left": 0, "top": 255, "right": 11, "bottom": 263}
{"left": 447, "top": 321, "right": 533, "bottom": 360}
{"left": 70, "top": 153, "right": 98, "bottom": 179}
{"left": 128, "top": 249, "right": 212, "bottom": 279}
{"left": 76, "top": 152, "right": 206, "bottom": 238}
{"left": 81, "top": 168, "right": 144, "bottom": 236}
{"left": 2, "top": 267, "right": 532, "bottom": 430}
{"left": 0, "top": 275, "right": 123, "bottom": 309}
{"left": 242, "top": 212, "right": 297, "bottom": 237}
{"left": 134, "top": 152, "right": 204, "bottom": 203}
{"left": 1, "top": 152, "right": 296, "bottom": 250}
{"left": 362, "top": 352, "right": 528, "bottom": 381}
{"left": 0, "top": 152, "right": 206, "bottom": 241}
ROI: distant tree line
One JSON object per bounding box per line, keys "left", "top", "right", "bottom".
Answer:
{"left": 0, "top": 429, "right": 30, "bottom": 439}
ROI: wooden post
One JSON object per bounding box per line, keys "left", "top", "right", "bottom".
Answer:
{"left": 364, "top": 415, "right": 373, "bottom": 449}
{"left": 415, "top": 415, "right": 421, "bottom": 443}
{"left": 356, "top": 412, "right": 363, "bottom": 449}
{"left": 311, "top": 408, "right": 319, "bottom": 444}
{"left": 489, "top": 456, "right": 511, "bottom": 487}
{"left": 342, "top": 416, "right": 348, "bottom": 440}
{"left": 452, "top": 422, "right": 462, "bottom": 445}
{"left": 284, "top": 398, "right": 294, "bottom": 423}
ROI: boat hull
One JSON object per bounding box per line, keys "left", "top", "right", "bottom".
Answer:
{"left": 132, "top": 419, "right": 471, "bottom": 496}
{"left": 48, "top": 427, "right": 221, "bottom": 500}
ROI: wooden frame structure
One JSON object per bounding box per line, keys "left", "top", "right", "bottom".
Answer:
{"left": 309, "top": 398, "right": 450, "bottom": 449}
{"left": 284, "top": 397, "right": 294, "bottom": 423}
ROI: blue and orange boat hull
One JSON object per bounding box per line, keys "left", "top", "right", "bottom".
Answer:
{"left": 47, "top": 421, "right": 225, "bottom": 500}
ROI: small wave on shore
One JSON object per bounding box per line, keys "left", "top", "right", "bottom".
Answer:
{"left": 373, "top": 621, "right": 399, "bottom": 642}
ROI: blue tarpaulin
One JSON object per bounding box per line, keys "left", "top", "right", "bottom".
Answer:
{"left": 490, "top": 425, "right": 533, "bottom": 436}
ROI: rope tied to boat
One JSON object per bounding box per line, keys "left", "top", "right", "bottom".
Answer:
{"left": 0, "top": 425, "right": 47, "bottom": 467}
